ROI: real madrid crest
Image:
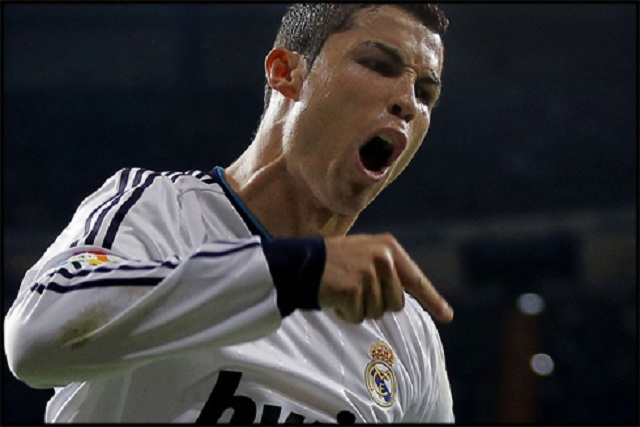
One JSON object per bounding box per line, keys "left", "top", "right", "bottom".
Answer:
{"left": 364, "top": 341, "right": 397, "bottom": 407}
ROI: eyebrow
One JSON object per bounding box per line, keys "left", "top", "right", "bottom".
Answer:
{"left": 360, "top": 40, "right": 442, "bottom": 86}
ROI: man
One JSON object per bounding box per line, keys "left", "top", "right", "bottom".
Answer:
{"left": 5, "top": 3, "right": 454, "bottom": 423}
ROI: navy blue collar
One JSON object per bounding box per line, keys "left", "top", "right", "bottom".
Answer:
{"left": 210, "top": 167, "right": 272, "bottom": 241}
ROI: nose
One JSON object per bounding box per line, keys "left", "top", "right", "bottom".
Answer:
{"left": 387, "top": 75, "right": 418, "bottom": 123}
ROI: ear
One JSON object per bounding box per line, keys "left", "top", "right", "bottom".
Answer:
{"left": 265, "top": 47, "right": 306, "bottom": 100}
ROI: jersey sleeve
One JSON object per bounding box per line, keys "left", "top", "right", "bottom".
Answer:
{"left": 4, "top": 168, "right": 324, "bottom": 390}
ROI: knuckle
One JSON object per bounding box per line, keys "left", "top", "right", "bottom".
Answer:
{"left": 379, "top": 233, "right": 397, "bottom": 246}
{"left": 359, "top": 265, "right": 377, "bottom": 283}
{"left": 372, "top": 245, "right": 394, "bottom": 265}
{"left": 358, "top": 233, "right": 375, "bottom": 244}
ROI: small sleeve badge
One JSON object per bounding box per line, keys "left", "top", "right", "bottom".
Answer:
{"left": 55, "top": 251, "right": 121, "bottom": 269}
{"left": 364, "top": 341, "right": 397, "bottom": 407}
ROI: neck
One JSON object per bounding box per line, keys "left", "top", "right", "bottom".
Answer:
{"left": 225, "top": 120, "right": 358, "bottom": 238}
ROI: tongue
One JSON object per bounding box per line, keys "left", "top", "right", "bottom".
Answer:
{"left": 360, "top": 137, "right": 393, "bottom": 172}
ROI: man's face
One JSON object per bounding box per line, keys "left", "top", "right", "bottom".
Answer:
{"left": 283, "top": 5, "right": 445, "bottom": 217}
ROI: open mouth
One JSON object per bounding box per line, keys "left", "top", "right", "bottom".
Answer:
{"left": 359, "top": 136, "right": 395, "bottom": 173}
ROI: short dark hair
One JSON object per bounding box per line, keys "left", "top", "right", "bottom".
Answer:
{"left": 262, "top": 3, "right": 449, "bottom": 114}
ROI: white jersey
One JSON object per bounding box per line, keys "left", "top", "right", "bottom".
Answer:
{"left": 4, "top": 167, "right": 454, "bottom": 423}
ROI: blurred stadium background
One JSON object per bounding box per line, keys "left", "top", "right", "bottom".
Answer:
{"left": 2, "top": 3, "right": 637, "bottom": 425}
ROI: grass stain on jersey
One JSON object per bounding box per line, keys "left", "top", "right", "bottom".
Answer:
{"left": 59, "top": 304, "right": 109, "bottom": 349}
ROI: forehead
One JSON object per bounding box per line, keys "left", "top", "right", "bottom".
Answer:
{"left": 338, "top": 5, "right": 444, "bottom": 74}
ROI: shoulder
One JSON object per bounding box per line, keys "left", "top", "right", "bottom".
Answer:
{"left": 402, "top": 294, "right": 443, "bottom": 344}
{"left": 381, "top": 295, "right": 448, "bottom": 381}
{"left": 65, "top": 167, "right": 228, "bottom": 252}
{"left": 365, "top": 295, "right": 446, "bottom": 373}
{"left": 90, "top": 167, "right": 226, "bottom": 208}
{"left": 104, "top": 167, "right": 218, "bottom": 194}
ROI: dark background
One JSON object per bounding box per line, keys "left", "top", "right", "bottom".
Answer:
{"left": 2, "top": 3, "right": 637, "bottom": 425}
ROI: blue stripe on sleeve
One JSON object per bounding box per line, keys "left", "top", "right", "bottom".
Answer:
{"left": 192, "top": 241, "right": 261, "bottom": 258}
{"left": 30, "top": 277, "right": 164, "bottom": 294}
{"left": 102, "top": 172, "right": 160, "bottom": 249}
{"left": 72, "top": 168, "right": 132, "bottom": 248}
{"left": 31, "top": 243, "right": 262, "bottom": 295}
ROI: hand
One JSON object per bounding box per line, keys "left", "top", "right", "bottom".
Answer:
{"left": 318, "top": 234, "right": 454, "bottom": 324}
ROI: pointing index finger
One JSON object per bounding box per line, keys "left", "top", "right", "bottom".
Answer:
{"left": 393, "top": 244, "right": 454, "bottom": 323}
{"left": 414, "top": 275, "right": 454, "bottom": 323}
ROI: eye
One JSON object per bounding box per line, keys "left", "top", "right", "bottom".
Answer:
{"left": 414, "top": 86, "right": 433, "bottom": 105}
{"left": 359, "top": 58, "right": 397, "bottom": 76}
